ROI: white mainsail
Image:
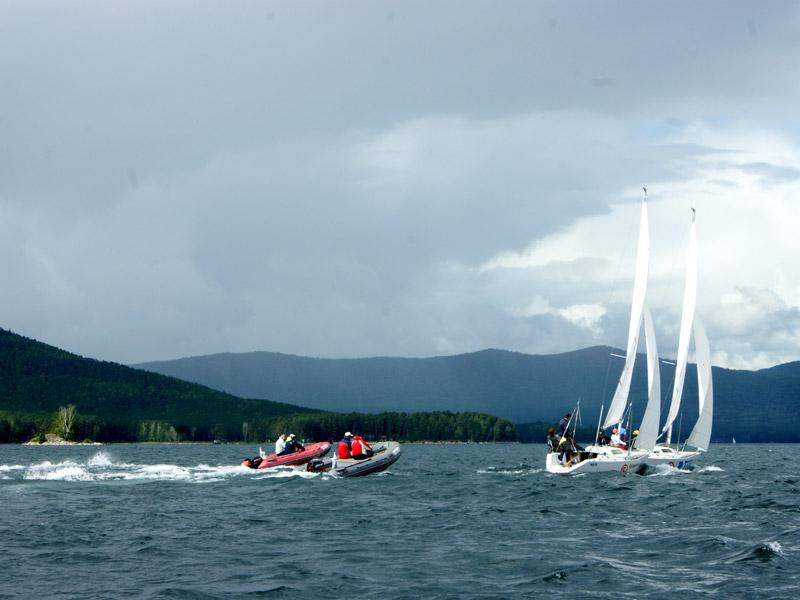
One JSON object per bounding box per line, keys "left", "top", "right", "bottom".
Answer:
{"left": 636, "top": 303, "right": 661, "bottom": 449}
{"left": 662, "top": 211, "right": 697, "bottom": 438}
{"left": 603, "top": 198, "right": 650, "bottom": 429}
{"left": 686, "top": 317, "right": 713, "bottom": 451}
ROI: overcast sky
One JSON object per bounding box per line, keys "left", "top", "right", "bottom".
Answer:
{"left": 2, "top": 2, "right": 799, "bottom": 369}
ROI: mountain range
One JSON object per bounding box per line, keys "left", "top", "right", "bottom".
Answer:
{"left": 136, "top": 347, "right": 800, "bottom": 442}
{"left": 0, "top": 328, "right": 515, "bottom": 444}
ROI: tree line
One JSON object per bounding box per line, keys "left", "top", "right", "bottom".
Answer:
{"left": 0, "top": 407, "right": 518, "bottom": 444}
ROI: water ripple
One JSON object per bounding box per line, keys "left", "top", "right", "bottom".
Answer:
{"left": 1, "top": 443, "right": 799, "bottom": 598}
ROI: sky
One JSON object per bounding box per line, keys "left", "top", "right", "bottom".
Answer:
{"left": 1, "top": 1, "right": 799, "bottom": 369}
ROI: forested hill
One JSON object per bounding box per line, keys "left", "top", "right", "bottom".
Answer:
{"left": 0, "top": 328, "right": 516, "bottom": 444}
{"left": 136, "top": 347, "right": 800, "bottom": 442}
{"left": 0, "top": 328, "right": 307, "bottom": 441}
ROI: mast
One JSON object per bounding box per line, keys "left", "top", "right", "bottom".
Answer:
{"left": 662, "top": 209, "right": 697, "bottom": 443}
{"left": 603, "top": 192, "right": 650, "bottom": 429}
{"left": 594, "top": 404, "right": 604, "bottom": 447}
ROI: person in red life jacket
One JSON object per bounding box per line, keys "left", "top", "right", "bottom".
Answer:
{"left": 337, "top": 432, "right": 354, "bottom": 459}
{"left": 351, "top": 434, "right": 374, "bottom": 460}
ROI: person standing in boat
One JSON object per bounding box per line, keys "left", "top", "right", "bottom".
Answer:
{"left": 546, "top": 427, "right": 561, "bottom": 452}
{"left": 558, "top": 413, "right": 572, "bottom": 436}
{"left": 274, "top": 433, "right": 287, "bottom": 455}
{"left": 351, "top": 434, "right": 374, "bottom": 460}
{"left": 338, "top": 432, "right": 354, "bottom": 459}
{"left": 555, "top": 413, "right": 584, "bottom": 465}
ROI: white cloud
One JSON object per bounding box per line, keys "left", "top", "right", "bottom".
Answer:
{"left": 1, "top": 4, "right": 800, "bottom": 369}
{"left": 558, "top": 304, "right": 607, "bottom": 332}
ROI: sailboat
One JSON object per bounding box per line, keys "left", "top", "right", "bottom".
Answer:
{"left": 544, "top": 196, "right": 714, "bottom": 474}
{"left": 644, "top": 209, "right": 713, "bottom": 468}
{"left": 545, "top": 193, "right": 652, "bottom": 475}
{"left": 584, "top": 190, "right": 663, "bottom": 469}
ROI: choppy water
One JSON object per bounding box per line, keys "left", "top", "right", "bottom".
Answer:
{"left": 1, "top": 443, "right": 797, "bottom": 599}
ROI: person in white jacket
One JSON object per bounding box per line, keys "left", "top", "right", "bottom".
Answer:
{"left": 610, "top": 428, "right": 626, "bottom": 448}
{"left": 274, "top": 433, "right": 287, "bottom": 455}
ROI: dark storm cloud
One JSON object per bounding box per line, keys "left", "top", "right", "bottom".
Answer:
{"left": 0, "top": 1, "right": 799, "bottom": 365}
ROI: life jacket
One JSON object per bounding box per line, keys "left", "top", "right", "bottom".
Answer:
{"left": 337, "top": 439, "right": 352, "bottom": 459}
{"left": 352, "top": 436, "right": 371, "bottom": 457}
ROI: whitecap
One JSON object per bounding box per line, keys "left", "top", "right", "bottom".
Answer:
{"left": 698, "top": 465, "right": 724, "bottom": 472}
{"left": 0, "top": 464, "right": 25, "bottom": 472}
{"left": 644, "top": 463, "right": 692, "bottom": 477}
{"left": 766, "top": 541, "right": 783, "bottom": 554}
{"left": 476, "top": 467, "right": 542, "bottom": 476}
{"left": 87, "top": 451, "right": 114, "bottom": 467}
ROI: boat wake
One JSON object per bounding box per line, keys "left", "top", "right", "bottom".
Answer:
{"left": 641, "top": 463, "right": 693, "bottom": 477}
{"left": 477, "top": 464, "right": 543, "bottom": 476}
{"left": 2, "top": 451, "right": 321, "bottom": 483}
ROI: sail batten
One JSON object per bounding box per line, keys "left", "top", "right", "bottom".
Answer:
{"left": 662, "top": 215, "right": 697, "bottom": 435}
{"left": 603, "top": 199, "right": 649, "bottom": 429}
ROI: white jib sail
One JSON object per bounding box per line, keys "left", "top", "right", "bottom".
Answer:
{"left": 636, "top": 303, "right": 661, "bottom": 450}
{"left": 662, "top": 212, "right": 698, "bottom": 435}
{"left": 686, "top": 317, "right": 713, "bottom": 451}
{"left": 603, "top": 199, "right": 650, "bottom": 429}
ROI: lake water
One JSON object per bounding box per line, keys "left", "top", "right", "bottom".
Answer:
{"left": 1, "top": 443, "right": 797, "bottom": 599}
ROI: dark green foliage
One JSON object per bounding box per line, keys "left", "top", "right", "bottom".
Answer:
{"left": 0, "top": 328, "right": 307, "bottom": 442}
{"left": 255, "top": 411, "right": 517, "bottom": 443}
{"left": 0, "top": 328, "right": 517, "bottom": 443}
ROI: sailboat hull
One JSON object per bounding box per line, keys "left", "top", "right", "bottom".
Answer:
{"left": 643, "top": 445, "right": 702, "bottom": 469}
{"left": 545, "top": 451, "right": 644, "bottom": 475}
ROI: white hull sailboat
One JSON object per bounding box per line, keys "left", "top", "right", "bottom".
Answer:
{"left": 644, "top": 210, "right": 713, "bottom": 469}
{"left": 544, "top": 195, "right": 714, "bottom": 474}
{"left": 545, "top": 193, "right": 653, "bottom": 475}
{"left": 545, "top": 448, "right": 644, "bottom": 475}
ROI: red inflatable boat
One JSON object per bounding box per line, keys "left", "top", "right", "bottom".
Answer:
{"left": 241, "top": 441, "right": 331, "bottom": 469}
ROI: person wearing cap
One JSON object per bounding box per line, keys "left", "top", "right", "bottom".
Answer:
{"left": 281, "top": 433, "right": 305, "bottom": 455}
{"left": 351, "top": 434, "right": 374, "bottom": 460}
{"left": 630, "top": 429, "right": 640, "bottom": 449}
{"left": 610, "top": 428, "right": 626, "bottom": 448}
{"left": 274, "top": 433, "right": 287, "bottom": 455}
{"left": 338, "top": 432, "right": 354, "bottom": 459}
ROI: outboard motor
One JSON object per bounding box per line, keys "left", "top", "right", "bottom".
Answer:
{"left": 241, "top": 456, "right": 263, "bottom": 469}
{"left": 306, "top": 458, "right": 328, "bottom": 473}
